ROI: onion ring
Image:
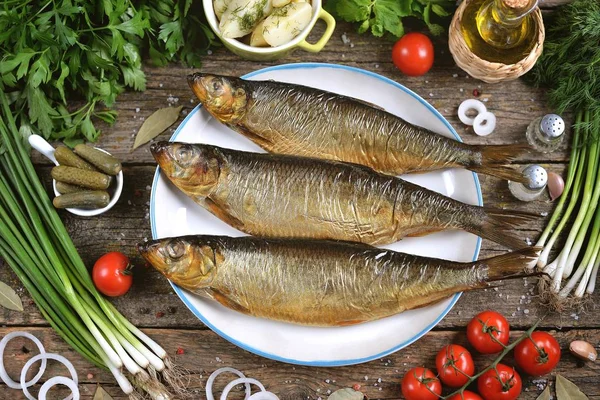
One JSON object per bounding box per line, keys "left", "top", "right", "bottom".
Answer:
{"left": 38, "top": 376, "right": 80, "bottom": 400}
{"left": 20, "top": 353, "right": 78, "bottom": 400}
{"left": 221, "top": 377, "right": 270, "bottom": 400}
{"left": 473, "top": 111, "right": 496, "bottom": 136}
{"left": 0, "top": 331, "right": 47, "bottom": 389}
{"left": 206, "top": 367, "right": 251, "bottom": 400}
{"left": 458, "top": 99, "right": 487, "bottom": 126}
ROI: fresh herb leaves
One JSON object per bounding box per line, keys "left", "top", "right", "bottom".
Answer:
{"left": 0, "top": 0, "right": 217, "bottom": 144}
{"left": 326, "top": 0, "right": 454, "bottom": 38}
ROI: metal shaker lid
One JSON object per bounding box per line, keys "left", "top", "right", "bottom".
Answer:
{"left": 522, "top": 164, "right": 548, "bottom": 190}
{"left": 539, "top": 114, "right": 565, "bottom": 139}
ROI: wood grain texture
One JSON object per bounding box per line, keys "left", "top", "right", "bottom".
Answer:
{"left": 2, "top": 2, "right": 597, "bottom": 398}
{"left": 0, "top": 327, "right": 597, "bottom": 399}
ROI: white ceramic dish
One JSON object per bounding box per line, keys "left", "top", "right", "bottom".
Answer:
{"left": 29, "top": 135, "right": 123, "bottom": 217}
{"left": 150, "top": 63, "right": 482, "bottom": 366}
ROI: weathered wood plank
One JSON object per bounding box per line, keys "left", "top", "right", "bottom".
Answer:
{"left": 0, "top": 327, "right": 597, "bottom": 399}
{"left": 1, "top": 164, "right": 597, "bottom": 332}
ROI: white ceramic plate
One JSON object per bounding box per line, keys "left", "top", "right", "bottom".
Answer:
{"left": 150, "top": 63, "right": 482, "bottom": 366}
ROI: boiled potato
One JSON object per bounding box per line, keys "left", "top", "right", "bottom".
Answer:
{"left": 214, "top": 0, "right": 231, "bottom": 20}
{"left": 272, "top": 0, "right": 291, "bottom": 7}
{"left": 250, "top": 20, "right": 270, "bottom": 47}
{"left": 262, "top": 2, "right": 312, "bottom": 47}
{"left": 219, "top": 0, "right": 273, "bottom": 39}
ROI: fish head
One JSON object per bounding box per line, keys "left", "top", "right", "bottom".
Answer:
{"left": 138, "top": 237, "right": 218, "bottom": 289}
{"left": 151, "top": 141, "right": 221, "bottom": 196}
{"left": 187, "top": 73, "right": 248, "bottom": 123}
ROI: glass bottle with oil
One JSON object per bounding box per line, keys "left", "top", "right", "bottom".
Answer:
{"left": 460, "top": 0, "right": 539, "bottom": 64}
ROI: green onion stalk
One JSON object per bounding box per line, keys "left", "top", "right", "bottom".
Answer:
{"left": 0, "top": 90, "right": 187, "bottom": 398}
{"left": 528, "top": 0, "right": 600, "bottom": 305}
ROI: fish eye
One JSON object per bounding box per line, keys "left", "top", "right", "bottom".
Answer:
{"left": 166, "top": 240, "right": 186, "bottom": 260}
{"left": 175, "top": 146, "right": 194, "bottom": 165}
{"left": 211, "top": 79, "right": 223, "bottom": 93}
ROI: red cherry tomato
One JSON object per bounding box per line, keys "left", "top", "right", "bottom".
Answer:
{"left": 467, "top": 311, "right": 510, "bottom": 354}
{"left": 92, "top": 252, "right": 133, "bottom": 297}
{"left": 436, "top": 344, "right": 475, "bottom": 387}
{"left": 392, "top": 32, "right": 434, "bottom": 76}
{"left": 514, "top": 331, "right": 561, "bottom": 376}
{"left": 448, "top": 390, "right": 484, "bottom": 400}
{"left": 401, "top": 367, "right": 442, "bottom": 400}
{"left": 477, "top": 364, "right": 522, "bottom": 400}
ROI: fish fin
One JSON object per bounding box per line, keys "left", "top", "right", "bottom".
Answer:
{"left": 211, "top": 289, "right": 251, "bottom": 314}
{"left": 230, "top": 124, "right": 275, "bottom": 149}
{"left": 204, "top": 198, "right": 245, "bottom": 231}
{"left": 484, "top": 247, "right": 542, "bottom": 281}
{"left": 470, "top": 144, "right": 531, "bottom": 183}
{"left": 473, "top": 208, "right": 540, "bottom": 249}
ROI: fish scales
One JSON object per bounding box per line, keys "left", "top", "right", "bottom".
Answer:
{"left": 154, "top": 142, "right": 483, "bottom": 245}
{"left": 188, "top": 73, "right": 529, "bottom": 182}
{"left": 139, "top": 236, "right": 539, "bottom": 326}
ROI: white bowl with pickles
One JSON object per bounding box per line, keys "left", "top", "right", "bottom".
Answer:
{"left": 204, "top": 0, "right": 336, "bottom": 60}
{"left": 29, "top": 135, "right": 124, "bottom": 217}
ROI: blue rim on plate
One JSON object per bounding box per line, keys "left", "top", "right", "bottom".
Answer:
{"left": 150, "top": 62, "right": 483, "bottom": 367}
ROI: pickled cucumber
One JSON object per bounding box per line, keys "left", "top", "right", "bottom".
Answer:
{"left": 56, "top": 181, "right": 85, "bottom": 194}
{"left": 51, "top": 166, "right": 111, "bottom": 190}
{"left": 74, "top": 144, "right": 122, "bottom": 176}
{"left": 53, "top": 191, "right": 110, "bottom": 209}
{"left": 54, "top": 146, "right": 96, "bottom": 171}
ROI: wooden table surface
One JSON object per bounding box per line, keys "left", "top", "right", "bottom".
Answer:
{"left": 1, "top": 1, "right": 598, "bottom": 399}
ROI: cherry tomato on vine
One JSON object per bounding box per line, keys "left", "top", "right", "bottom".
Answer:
{"left": 401, "top": 367, "right": 442, "bottom": 400}
{"left": 477, "top": 364, "right": 522, "bottom": 400}
{"left": 467, "top": 311, "right": 510, "bottom": 354}
{"left": 514, "top": 331, "right": 561, "bottom": 376}
{"left": 92, "top": 252, "right": 133, "bottom": 297}
{"left": 436, "top": 344, "right": 475, "bottom": 387}
{"left": 448, "top": 390, "right": 483, "bottom": 400}
{"left": 392, "top": 32, "right": 434, "bottom": 76}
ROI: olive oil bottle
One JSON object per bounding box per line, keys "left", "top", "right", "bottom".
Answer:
{"left": 460, "top": 0, "right": 539, "bottom": 64}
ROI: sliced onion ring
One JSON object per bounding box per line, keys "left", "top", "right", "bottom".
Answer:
{"left": 38, "top": 376, "right": 80, "bottom": 400}
{"left": 473, "top": 111, "right": 496, "bottom": 136}
{"left": 248, "top": 392, "right": 280, "bottom": 400}
{"left": 458, "top": 99, "right": 487, "bottom": 126}
{"left": 206, "top": 367, "right": 251, "bottom": 400}
{"left": 221, "top": 377, "right": 277, "bottom": 400}
{"left": 20, "top": 353, "right": 78, "bottom": 400}
{"left": 0, "top": 331, "right": 47, "bottom": 389}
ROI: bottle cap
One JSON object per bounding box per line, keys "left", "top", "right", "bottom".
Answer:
{"left": 539, "top": 114, "right": 565, "bottom": 139}
{"left": 522, "top": 164, "right": 547, "bottom": 190}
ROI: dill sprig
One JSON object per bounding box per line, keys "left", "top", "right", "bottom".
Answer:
{"left": 527, "top": 0, "right": 600, "bottom": 114}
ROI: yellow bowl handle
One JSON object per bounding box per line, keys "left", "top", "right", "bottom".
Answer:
{"left": 298, "top": 9, "right": 336, "bottom": 53}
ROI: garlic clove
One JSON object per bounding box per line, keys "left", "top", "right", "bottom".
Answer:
{"left": 569, "top": 340, "right": 597, "bottom": 362}
{"left": 547, "top": 171, "right": 565, "bottom": 200}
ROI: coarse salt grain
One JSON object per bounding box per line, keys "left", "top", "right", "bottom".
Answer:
{"left": 452, "top": 74, "right": 458, "bottom": 78}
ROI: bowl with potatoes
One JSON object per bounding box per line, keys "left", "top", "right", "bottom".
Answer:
{"left": 204, "top": 0, "right": 336, "bottom": 60}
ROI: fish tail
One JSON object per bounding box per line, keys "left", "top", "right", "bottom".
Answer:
{"left": 469, "top": 207, "right": 540, "bottom": 249}
{"left": 469, "top": 144, "right": 530, "bottom": 183}
{"left": 484, "top": 247, "right": 542, "bottom": 281}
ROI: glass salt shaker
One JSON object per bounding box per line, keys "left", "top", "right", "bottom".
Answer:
{"left": 508, "top": 164, "right": 547, "bottom": 201}
{"left": 526, "top": 114, "right": 565, "bottom": 153}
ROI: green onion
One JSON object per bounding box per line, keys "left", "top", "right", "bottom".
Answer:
{"left": 0, "top": 91, "right": 185, "bottom": 398}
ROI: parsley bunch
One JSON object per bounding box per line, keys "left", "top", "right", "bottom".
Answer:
{"left": 326, "top": 0, "right": 455, "bottom": 38}
{"left": 0, "top": 0, "right": 216, "bottom": 145}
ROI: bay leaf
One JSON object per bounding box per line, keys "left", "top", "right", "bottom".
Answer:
{"left": 132, "top": 105, "right": 183, "bottom": 151}
{"left": 536, "top": 386, "right": 551, "bottom": 400}
{"left": 0, "top": 281, "right": 23, "bottom": 312}
{"left": 93, "top": 385, "right": 114, "bottom": 400}
{"left": 328, "top": 388, "right": 364, "bottom": 400}
{"left": 556, "top": 374, "right": 588, "bottom": 400}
